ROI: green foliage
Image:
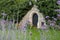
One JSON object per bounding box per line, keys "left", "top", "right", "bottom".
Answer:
{"left": 36, "top": 0, "right": 58, "bottom": 17}
{"left": 0, "top": 0, "right": 59, "bottom": 22}
{"left": 0, "top": 0, "right": 32, "bottom": 22}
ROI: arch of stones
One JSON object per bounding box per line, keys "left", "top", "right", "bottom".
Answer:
{"left": 19, "top": 5, "right": 47, "bottom": 29}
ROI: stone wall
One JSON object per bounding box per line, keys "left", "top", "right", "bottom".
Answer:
{"left": 18, "top": 5, "right": 47, "bottom": 29}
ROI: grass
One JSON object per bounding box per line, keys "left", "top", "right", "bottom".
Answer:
{"left": 0, "top": 27, "right": 60, "bottom": 40}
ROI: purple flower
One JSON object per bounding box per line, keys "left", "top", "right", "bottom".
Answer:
{"left": 48, "top": 20, "right": 51, "bottom": 22}
{"left": 1, "top": 19, "right": 6, "bottom": 24}
{"left": 41, "top": 22, "right": 44, "bottom": 26}
{"left": 57, "top": 0, "right": 60, "bottom": 5}
{"left": 50, "top": 23, "right": 55, "bottom": 26}
{"left": 0, "top": 19, "right": 6, "bottom": 27}
{"left": 52, "top": 17, "right": 57, "bottom": 21}
{"left": 41, "top": 26, "right": 46, "bottom": 30}
{"left": 9, "top": 21, "right": 13, "bottom": 24}
{"left": 50, "top": 21, "right": 56, "bottom": 26}
{"left": 55, "top": 9, "right": 60, "bottom": 12}
{"left": 53, "top": 18, "right": 57, "bottom": 21}
{"left": 45, "top": 16, "right": 49, "bottom": 19}
{"left": 57, "top": 14, "right": 60, "bottom": 17}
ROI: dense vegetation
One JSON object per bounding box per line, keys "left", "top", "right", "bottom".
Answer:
{"left": 0, "top": 1, "right": 60, "bottom": 40}
{"left": 0, "top": 26, "right": 60, "bottom": 40}
{"left": 0, "top": 0, "right": 59, "bottom": 23}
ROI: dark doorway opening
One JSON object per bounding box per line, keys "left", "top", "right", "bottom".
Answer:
{"left": 32, "top": 13, "right": 38, "bottom": 27}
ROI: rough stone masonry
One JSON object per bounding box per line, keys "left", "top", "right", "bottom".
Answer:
{"left": 18, "top": 5, "right": 47, "bottom": 29}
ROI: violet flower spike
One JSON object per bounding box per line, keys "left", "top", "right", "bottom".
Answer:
{"left": 57, "top": 0, "right": 60, "bottom": 5}
{"left": 54, "top": 18, "right": 57, "bottom": 21}
{"left": 45, "top": 16, "right": 49, "bottom": 18}
{"left": 57, "top": 14, "right": 60, "bottom": 17}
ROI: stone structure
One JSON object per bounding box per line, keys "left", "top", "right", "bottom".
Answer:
{"left": 19, "top": 5, "right": 47, "bottom": 29}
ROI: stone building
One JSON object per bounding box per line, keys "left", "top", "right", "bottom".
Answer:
{"left": 19, "top": 5, "right": 47, "bottom": 29}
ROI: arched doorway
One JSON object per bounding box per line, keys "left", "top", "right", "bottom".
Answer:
{"left": 32, "top": 13, "right": 38, "bottom": 27}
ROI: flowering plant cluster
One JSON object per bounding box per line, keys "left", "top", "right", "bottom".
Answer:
{"left": 45, "top": 14, "right": 60, "bottom": 26}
